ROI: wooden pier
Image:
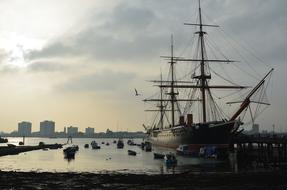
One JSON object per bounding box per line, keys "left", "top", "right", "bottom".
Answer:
{"left": 0, "top": 143, "right": 63, "bottom": 157}
{"left": 230, "top": 135, "right": 287, "bottom": 169}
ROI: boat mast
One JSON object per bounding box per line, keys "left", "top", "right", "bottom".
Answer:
{"left": 198, "top": 0, "right": 207, "bottom": 122}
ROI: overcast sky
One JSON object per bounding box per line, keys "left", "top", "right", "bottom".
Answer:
{"left": 0, "top": 0, "right": 286, "bottom": 133}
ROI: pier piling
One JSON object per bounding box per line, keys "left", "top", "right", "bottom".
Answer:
{"left": 230, "top": 135, "right": 287, "bottom": 169}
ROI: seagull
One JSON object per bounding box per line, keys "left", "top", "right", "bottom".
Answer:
{"left": 134, "top": 88, "right": 141, "bottom": 96}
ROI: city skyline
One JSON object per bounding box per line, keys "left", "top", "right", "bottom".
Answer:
{"left": 0, "top": 0, "right": 285, "bottom": 133}
{"left": 13, "top": 120, "right": 96, "bottom": 133}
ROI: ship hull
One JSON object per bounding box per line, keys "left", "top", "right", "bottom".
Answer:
{"left": 147, "top": 121, "right": 236, "bottom": 149}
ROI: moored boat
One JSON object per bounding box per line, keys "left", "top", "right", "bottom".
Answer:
{"left": 128, "top": 150, "right": 137, "bottom": 156}
{"left": 63, "top": 145, "right": 79, "bottom": 159}
{"left": 144, "top": 142, "right": 152, "bottom": 152}
{"left": 117, "top": 139, "right": 124, "bottom": 149}
{"left": 127, "top": 139, "right": 136, "bottom": 146}
{"left": 7, "top": 144, "right": 16, "bottom": 148}
{"left": 164, "top": 153, "right": 177, "bottom": 166}
{"left": 0, "top": 137, "right": 8, "bottom": 143}
{"left": 153, "top": 153, "right": 165, "bottom": 159}
{"left": 91, "top": 141, "right": 101, "bottom": 149}
{"left": 176, "top": 144, "right": 198, "bottom": 157}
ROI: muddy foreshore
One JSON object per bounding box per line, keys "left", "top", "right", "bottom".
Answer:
{"left": 0, "top": 170, "right": 287, "bottom": 190}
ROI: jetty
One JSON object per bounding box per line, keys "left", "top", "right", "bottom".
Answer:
{"left": 0, "top": 143, "right": 63, "bottom": 157}
{"left": 230, "top": 134, "right": 287, "bottom": 169}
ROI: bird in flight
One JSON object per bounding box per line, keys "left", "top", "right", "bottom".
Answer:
{"left": 134, "top": 88, "right": 141, "bottom": 96}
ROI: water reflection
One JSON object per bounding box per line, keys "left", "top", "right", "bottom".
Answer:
{"left": 64, "top": 156, "right": 75, "bottom": 162}
{"left": 0, "top": 137, "right": 231, "bottom": 174}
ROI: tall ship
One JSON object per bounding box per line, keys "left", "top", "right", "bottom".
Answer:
{"left": 143, "top": 0, "right": 273, "bottom": 149}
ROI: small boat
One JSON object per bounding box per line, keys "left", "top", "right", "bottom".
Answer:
{"left": 153, "top": 153, "right": 165, "bottom": 159}
{"left": 91, "top": 141, "right": 101, "bottom": 149}
{"left": 7, "top": 144, "right": 16, "bottom": 148}
{"left": 144, "top": 142, "right": 152, "bottom": 152}
{"left": 73, "top": 145, "right": 79, "bottom": 151}
{"left": 117, "top": 139, "right": 124, "bottom": 149}
{"left": 199, "top": 145, "right": 220, "bottom": 159}
{"left": 127, "top": 139, "right": 135, "bottom": 146}
{"left": 63, "top": 145, "right": 79, "bottom": 159}
{"left": 0, "top": 137, "right": 8, "bottom": 143}
{"left": 176, "top": 144, "right": 197, "bottom": 157}
{"left": 63, "top": 145, "right": 79, "bottom": 152}
{"left": 141, "top": 142, "right": 145, "bottom": 150}
{"left": 84, "top": 144, "right": 89, "bottom": 148}
{"left": 128, "top": 150, "right": 137, "bottom": 156}
{"left": 164, "top": 153, "right": 177, "bottom": 166}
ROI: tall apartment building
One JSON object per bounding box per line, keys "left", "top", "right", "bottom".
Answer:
{"left": 40, "top": 120, "right": 55, "bottom": 137}
{"left": 67, "top": 126, "right": 78, "bottom": 136}
{"left": 18, "top": 121, "right": 32, "bottom": 136}
{"left": 85, "top": 127, "right": 95, "bottom": 137}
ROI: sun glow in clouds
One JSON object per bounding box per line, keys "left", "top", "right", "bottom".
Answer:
{"left": 1, "top": 33, "right": 46, "bottom": 67}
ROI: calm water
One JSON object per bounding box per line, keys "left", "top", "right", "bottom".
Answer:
{"left": 0, "top": 137, "right": 230, "bottom": 174}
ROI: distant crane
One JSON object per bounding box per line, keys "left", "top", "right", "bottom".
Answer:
{"left": 134, "top": 88, "right": 141, "bottom": 96}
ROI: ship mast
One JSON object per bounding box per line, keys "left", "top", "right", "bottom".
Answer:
{"left": 198, "top": 0, "right": 207, "bottom": 122}
{"left": 170, "top": 35, "right": 176, "bottom": 127}
{"left": 159, "top": 72, "right": 164, "bottom": 129}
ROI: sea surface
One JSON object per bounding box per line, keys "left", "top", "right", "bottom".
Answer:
{"left": 0, "top": 137, "right": 231, "bottom": 174}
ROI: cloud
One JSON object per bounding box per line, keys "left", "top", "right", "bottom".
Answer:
{"left": 27, "top": 61, "right": 68, "bottom": 73}
{"left": 207, "top": 0, "right": 287, "bottom": 65}
{"left": 0, "top": 49, "right": 10, "bottom": 64}
{"left": 28, "top": 2, "right": 168, "bottom": 62}
{"left": 28, "top": 42, "right": 76, "bottom": 60}
{"left": 57, "top": 70, "right": 136, "bottom": 92}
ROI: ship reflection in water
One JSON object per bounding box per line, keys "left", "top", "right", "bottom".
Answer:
{"left": 0, "top": 137, "right": 231, "bottom": 174}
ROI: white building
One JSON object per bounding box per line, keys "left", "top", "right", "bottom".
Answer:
{"left": 40, "top": 120, "right": 55, "bottom": 137}
{"left": 85, "top": 127, "right": 95, "bottom": 137}
{"left": 18, "top": 121, "right": 32, "bottom": 136}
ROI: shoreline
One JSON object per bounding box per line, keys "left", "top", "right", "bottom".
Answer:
{"left": 1, "top": 170, "right": 287, "bottom": 189}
